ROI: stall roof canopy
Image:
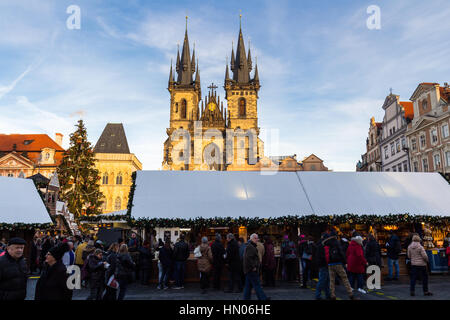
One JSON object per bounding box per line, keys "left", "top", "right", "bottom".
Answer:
{"left": 0, "top": 176, "right": 52, "bottom": 224}
{"left": 131, "top": 171, "right": 450, "bottom": 219}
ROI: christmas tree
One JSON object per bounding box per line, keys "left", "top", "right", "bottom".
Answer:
{"left": 58, "top": 119, "right": 103, "bottom": 219}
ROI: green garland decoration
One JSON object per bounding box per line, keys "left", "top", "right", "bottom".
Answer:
{"left": 77, "top": 213, "right": 450, "bottom": 229}
{"left": 0, "top": 222, "right": 53, "bottom": 231}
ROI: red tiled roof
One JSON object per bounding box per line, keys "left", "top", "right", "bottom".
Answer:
{"left": 0, "top": 134, "right": 65, "bottom": 166}
{"left": 0, "top": 134, "right": 64, "bottom": 151}
{"left": 439, "top": 87, "right": 450, "bottom": 102}
{"left": 399, "top": 101, "right": 414, "bottom": 120}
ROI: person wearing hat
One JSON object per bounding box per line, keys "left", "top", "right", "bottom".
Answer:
{"left": 0, "top": 237, "right": 28, "bottom": 300}
{"left": 35, "top": 243, "right": 73, "bottom": 300}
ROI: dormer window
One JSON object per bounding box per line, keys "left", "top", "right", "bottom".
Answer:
{"left": 422, "top": 99, "right": 428, "bottom": 110}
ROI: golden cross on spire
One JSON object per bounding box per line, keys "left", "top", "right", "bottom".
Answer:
{"left": 239, "top": 10, "right": 242, "bottom": 28}
{"left": 185, "top": 11, "right": 188, "bottom": 30}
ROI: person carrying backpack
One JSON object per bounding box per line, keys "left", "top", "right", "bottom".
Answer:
{"left": 323, "top": 231, "right": 357, "bottom": 300}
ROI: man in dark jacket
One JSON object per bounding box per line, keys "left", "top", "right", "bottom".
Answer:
{"left": 158, "top": 240, "right": 173, "bottom": 289}
{"left": 243, "top": 234, "right": 268, "bottom": 300}
{"left": 323, "top": 231, "right": 356, "bottom": 300}
{"left": 386, "top": 231, "right": 401, "bottom": 280}
{"left": 314, "top": 233, "right": 330, "bottom": 300}
{"left": 0, "top": 238, "right": 28, "bottom": 300}
{"left": 224, "top": 234, "right": 242, "bottom": 293}
{"left": 138, "top": 241, "right": 153, "bottom": 285}
{"left": 86, "top": 249, "right": 106, "bottom": 300}
{"left": 211, "top": 234, "right": 225, "bottom": 290}
{"left": 35, "top": 243, "right": 72, "bottom": 300}
{"left": 172, "top": 234, "right": 190, "bottom": 289}
{"left": 365, "top": 234, "right": 382, "bottom": 267}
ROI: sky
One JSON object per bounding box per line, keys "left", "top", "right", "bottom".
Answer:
{"left": 0, "top": 0, "right": 449, "bottom": 171}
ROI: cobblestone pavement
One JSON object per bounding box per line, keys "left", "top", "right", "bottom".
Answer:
{"left": 26, "top": 274, "right": 450, "bottom": 300}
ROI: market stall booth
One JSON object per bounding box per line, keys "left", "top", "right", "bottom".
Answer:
{"left": 128, "top": 171, "right": 450, "bottom": 282}
{"left": 0, "top": 176, "right": 53, "bottom": 261}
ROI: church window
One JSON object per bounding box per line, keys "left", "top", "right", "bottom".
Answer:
{"left": 239, "top": 98, "right": 246, "bottom": 117}
{"left": 114, "top": 197, "right": 121, "bottom": 210}
{"left": 116, "top": 173, "right": 123, "bottom": 185}
{"left": 175, "top": 103, "right": 179, "bottom": 112}
{"left": 102, "top": 173, "right": 109, "bottom": 185}
{"left": 181, "top": 99, "right": 187, "bottom": 119}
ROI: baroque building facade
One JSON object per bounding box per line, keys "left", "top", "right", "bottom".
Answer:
{"left": 406, "top": 82, "right": 450, "bottom": 174}
{"left": 0, "top": 133, "right": 64, "bottom": 178}
{"left": 94, "top": 123, "right": 142, "bottom": 213}
{"left": 379, "top": 93, "right": 414, "bottom": 172}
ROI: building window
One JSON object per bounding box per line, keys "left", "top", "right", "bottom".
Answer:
{"left": 431, "top": 129, "right": 438, "bottom": 144}
{"left": 413, "top": 161, "right": 418, "bottom": 172}
{"left": 422, "top": 158, "right": 429, "bottom": 172}
{"left": 420, "top": 135, "right": 426, "bottom": 148}
{"left": 102, "top": 173, "right": 108, "bottom": 185}
{"left": 411, "top": 138, "right": 417, "bottom": 151}
{"left": 7, "top": 173, "right": 14, "bottom": 177}
{"left": 446, "top": 151, "right": 450, "bottom": 167}
{"left": 45, "top": 153, "right": 50, "bottom": 160}
{"left": 384, "top": 146, "right": 389, "bottom": 159}
{"left": 385, "top": 168, "right": 390, "bottom": 172}
{"left": 238, "top": 98, "right": 246, "bottom": 117}
{"left": 396, "top": 139, "right": 400, "bottom": 152}
{"left": 180, "top": 99, "right": 187, "bottom": 119}
{"left": 116, "top": 173, "right": 123, "bottom": 185}
{"left": 397, "top": 164, "right": 402, "bottom": 172}
{"left": 433, "top": 154, "right": 441, "bottom": 169}
{"left": 403, "top": 161, "right": 408, "bottom": 172}
{"left": 442, "top": 124, "right": 449, "bottom": 139}
{"left": 114, "top": 197, "right": 121, "bottom": 211}
{"left": 422, "top": 99, "right": 428, "bottom": 110}
{"left": 391, "top": 143, "right": 395, "bottom": 156}
{"left": 401, "top": 137, "right": 406, "bottom": 148}
{"left": 392, "top": 166, "right": 397, "bottom": 172}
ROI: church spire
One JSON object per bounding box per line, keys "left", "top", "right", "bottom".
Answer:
{"left": 253, "top": 61, "right": 259, "bottom": 82}
{"left": 177, "top": 18, "right": 193, "bottom": 85}
{"left": 225, "top": 63, "right": 230, "bottom": 82}
{"left": 231, "top": 18, "right": 250, "bottom": 83}
{"left": 176, "top": 44, "right": 180, "bottom": 73}
{"left": 247, "top": 41, "right": 252, "bottom": 72}
{"left": 169, "top": 59, "right": 174, "bottom": 86}
{"left": 230, "top": 42, "right": 235, "bottom": 71}
{"left": 191, "top": 43, "right": 196, "bottom": 72}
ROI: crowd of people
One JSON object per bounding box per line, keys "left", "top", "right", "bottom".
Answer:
{"left": 0, "top": 229, "right": 449, "bottom": 300}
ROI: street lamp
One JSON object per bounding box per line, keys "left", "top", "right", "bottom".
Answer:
{"left": 402, "top": 146, "right": 410, "bottom": 172}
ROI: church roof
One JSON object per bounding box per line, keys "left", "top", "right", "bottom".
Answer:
{"left": 94, "top": 123, "right": 130, "bottom": 154}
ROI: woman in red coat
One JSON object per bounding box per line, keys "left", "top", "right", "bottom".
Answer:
{"left": 346, "top": 236, "right": 368, "bottom": 294}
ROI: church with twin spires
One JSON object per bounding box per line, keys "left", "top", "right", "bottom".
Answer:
{"left": 162, "top": 19, "right": 265, "bottom": 171}
{"left": 162, "top": 19, "right": 329, "bottom": 172}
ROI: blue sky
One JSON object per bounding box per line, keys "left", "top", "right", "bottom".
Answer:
{"left": 0, "top": 0, "right": 449, "bottom": 171}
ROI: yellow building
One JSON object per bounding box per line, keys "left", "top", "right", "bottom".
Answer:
{"left": 162, "top": 22, "right": 264, "bottom": 171}
{"left": 94, "top": 123, "right": 142, "bottom": 213}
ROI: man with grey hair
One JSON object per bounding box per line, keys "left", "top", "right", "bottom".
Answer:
{"left": 243, "top": 234, "right": 269, "bottom": 300}
{"left": 62, "top": 241, "right": 75, "bottom": 268}
{"left": 224, "top": 233, "right": 242, "bottom": 293}
{"left": 211, "top": 233, "right": 225, "bottom": 290}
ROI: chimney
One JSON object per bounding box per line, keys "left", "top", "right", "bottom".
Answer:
{"left": 55, "top": 133, "right": 63, "bottom": 147}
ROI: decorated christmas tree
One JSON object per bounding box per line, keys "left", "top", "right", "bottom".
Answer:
{"left": 58, "top": 120, "right": 103, "bottom": 219}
